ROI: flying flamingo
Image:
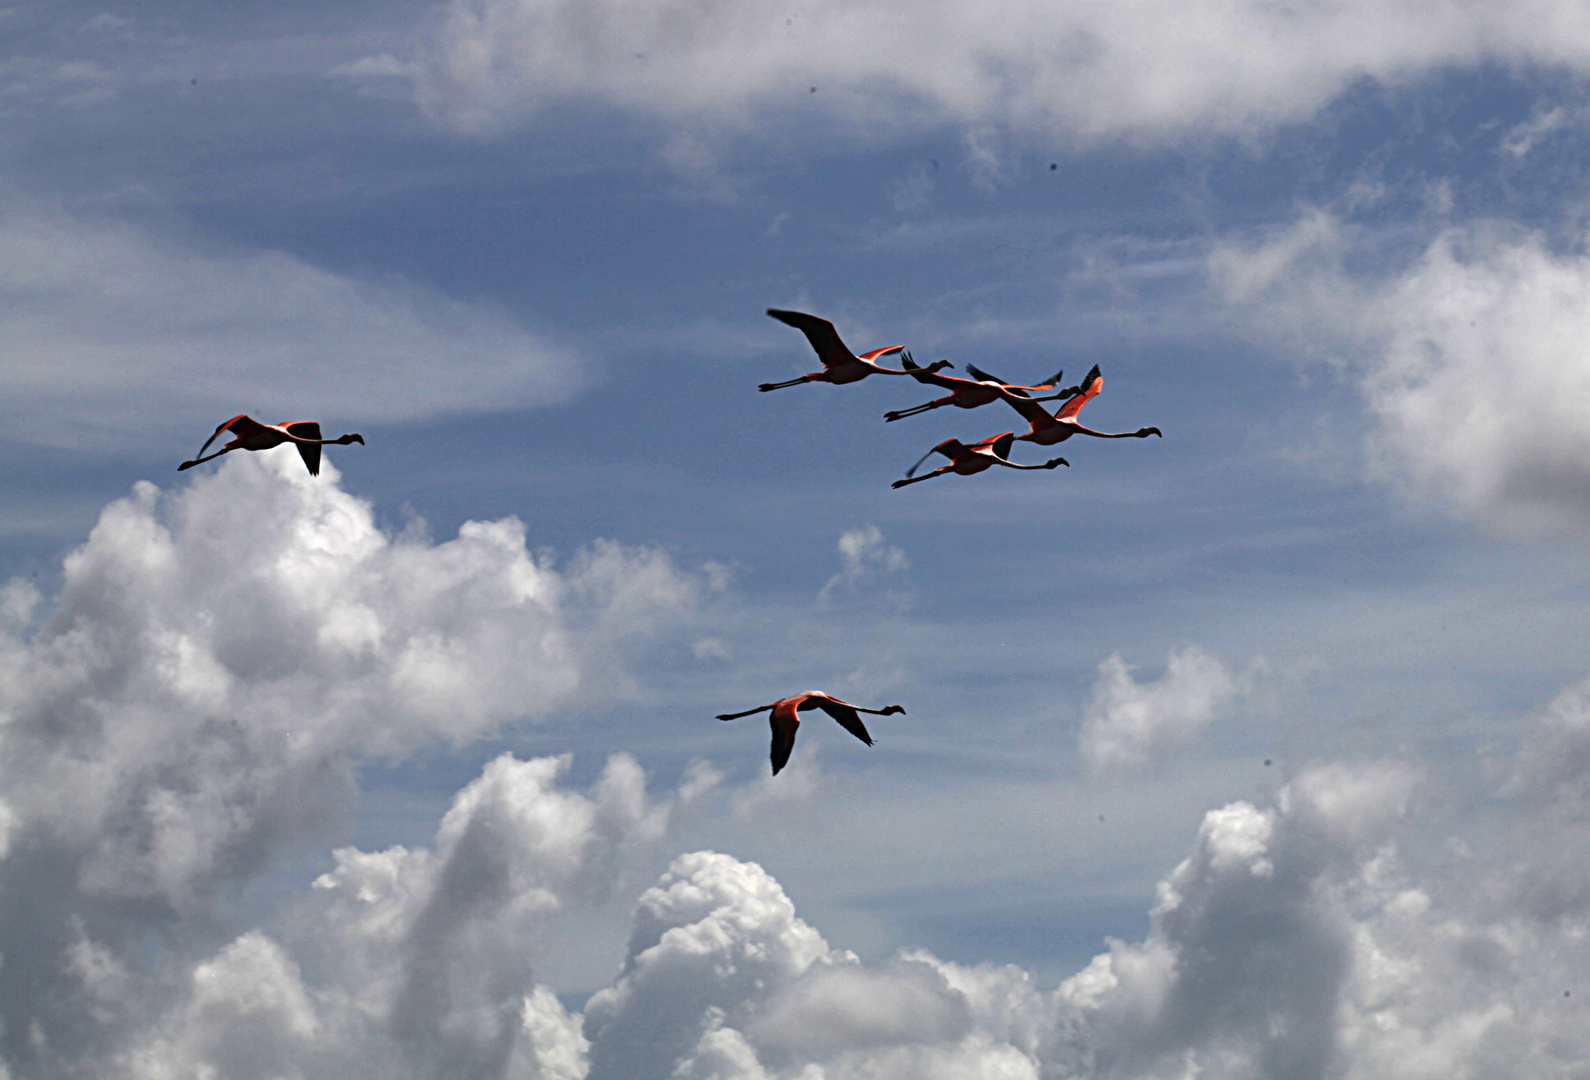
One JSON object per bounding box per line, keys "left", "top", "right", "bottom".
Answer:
{"left": 761, "top": 309, "right": 949, "bottom": 391}
{"left": 884, "top": 352, "right": 1079, "bottom": 422}
{"left": 997, "top": 365, "right": 1161, "bottom": 447}
{"left": 716, "top": 691, "right": 905, "bottom": 775}
{"left": 178, "top": 416, "right": 365, "bottom": 476}
{"left": 892, "top": 432, "right": 1068, "bottom": 488}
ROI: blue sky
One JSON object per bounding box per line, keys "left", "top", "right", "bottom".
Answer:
{"left": 7, "top": 2, "right": 1590, "bottom": 1077}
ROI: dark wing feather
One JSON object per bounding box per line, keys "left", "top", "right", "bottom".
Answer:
{"left": 283, "top": 421, "right": 322, "bottom": 476}
{"left": 767, "top": 309, "right": 851, "bottom": 368}
{"left": 813, "top": 700, "right": 874, "bottom": 746}
{"left": 965, "top": 363, "right": 1012, "bottom": 385}
{"left": 991, "top": 433, "right": 1016, "bottom": 461}
{"left": 769, "top": 711, "right": 799, "bottom": 775}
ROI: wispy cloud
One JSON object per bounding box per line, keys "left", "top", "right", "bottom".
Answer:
{"left": 417, "top": 0, "right": 1590, "bottom": 141}
{"left": 0, "top": 199, "right": 582, "bottom": 447}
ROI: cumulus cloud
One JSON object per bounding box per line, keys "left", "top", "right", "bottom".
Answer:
{"left": 582, "top": 849, "right": 1043, "bottom": 1080}
{"left": 0, "top": 199, "right": 579, "bottom": 448}
{"left": 417, "top": 0, "right": 1590, "bottom": 140}
{"left": 1080, "top": 645, "right": 1246, "bottom": 769}
{"left": 0, "top": 450, "right": 706, "bottom": 1072}
{"left": 566, "top": 748, "right": 1590, "bottom": 1079}
{"left": 121, "top": 750, "right": 663, "bottom": 1079}
{"left": 1214, "top": 212, "right": 1590, "bottom": 528}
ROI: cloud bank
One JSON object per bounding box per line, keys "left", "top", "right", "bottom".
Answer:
{"left": 0, "top": 200, "right": 580, "bottom": 448}
{"left": 0, "top": 450, "right": 706, "bottom": 1073}
{"left": 5, "top": 439, "right": 1590, "bottom": 1079}
{"left": 416, "top": 0, "right": 1590, "bottom": 139}
{"left": 1214, "top": 213, "right": 1590, "bottom": 528}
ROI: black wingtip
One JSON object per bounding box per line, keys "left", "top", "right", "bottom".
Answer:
{"left": 177, "top": 461, "right": 195, "bottom": 472}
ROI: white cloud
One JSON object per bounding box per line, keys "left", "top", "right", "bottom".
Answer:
{"left": 1213, "top": 213, "right": 1590, "bottom": 529}
{"left": 0, "top": 450, "right": 706, "bottom": 1072}
{"left": 1080, "top": 645, "right": 1243, "bottom": 770}
{"left": 0, "top": 199, "right": 580, "bottom": 448}
{"left": 417, "top": 0, "right": 1590, "bottom": 140}
{"left": 13, "top": 427, "right": 1590, "bottom": 1078}
{"left": 817, "top": 525, "right": 909, "bottom": 607}
{"left": 120, "top": 750, "right": 666, "bottom": 1079}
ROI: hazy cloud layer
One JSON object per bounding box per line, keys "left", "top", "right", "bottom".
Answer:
{"left": 1214, "top": 213, "right": 1590, "bottom": 528}
{"left": 416, "top": 0, "right": 1590, "bottom": 138}
{"left": 0, "top": 200, "right": 580, "bottom": 447}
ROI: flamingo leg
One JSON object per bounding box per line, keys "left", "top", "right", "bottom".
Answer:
{"left": 993, "top": 457, "right": 1069, "bottom": 470}
{"left": 892, "top": 466, "right": 954, "bottom": 489}
{"left": 716, "top": 705, "right": 775, "bottom": 721}
{"left": 177, "top": 446, "right": 237, "bottom": 471}
{"left": 884, "top": 398, "right": 950, "bottom": 421}
{"left": 759, "top": 374, "right": 816, "bottom": 391}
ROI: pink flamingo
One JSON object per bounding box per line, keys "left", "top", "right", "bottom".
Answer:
{"left": 716, "top": 691, "right": 905, "bottom": 775}
{"left": 761, "top": 309, "right": 949, "bottom": 391}
{"left": 998, "top": 365, "right": 1161, "bottom": 446}
{"left": 884, "top": 352, "right": 1078, "bottom": 421}
{"left": 892, "top": 432, "right": 1068, "bottom": 489}
{"left": 178, "top": 416, "right": 365, "bottom": 476}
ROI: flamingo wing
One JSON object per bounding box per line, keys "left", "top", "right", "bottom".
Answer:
{"left": 283, "top": 421, "right": 322, "bottom": 476}
{"left": 965, "top": 363, "right": 1014, "bottom": 386}
{"left": 811, "top": 698, "right": 875, "bottom": 747}
{"left": 192, "top": 414, "right": 254, "bottom": 458}
{"left": 1057, "top": 365, "right": 1102, "bottom": 420}
{"left": 990, "top": 432, "right": 1017, "bottom": 461}
{"left": 769, "top": 709, "right": 800, "bottom": 775}
{"left": 906, "top": 439, "right": 960, "bottom": 478}
{"left": 997, "top": 390, "right": 1048, "bottom": 424}
{"left": 767, "top": 309, "right": 853, "bottom": 368}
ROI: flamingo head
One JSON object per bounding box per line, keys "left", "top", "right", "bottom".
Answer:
{"left": 928, "top": 359, "right": 954, "bottom": 373}
{"left": 880, "top": 704, "right": 906, "bottom": 715}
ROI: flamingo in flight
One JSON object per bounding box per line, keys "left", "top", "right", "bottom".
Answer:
{"left": 884, "top": 352, "right": 1079, "bottom": 422}
{"left": 997, "top": 365, "right": 1161, "bottom": 447}
{"left": 716, "top": 691, "right": 905, "bottom": 775}
{"left": 761, "top": 309, "right": 950, "bottom": 391}
{"left": 892, "top": 432, "right": 1068, "bottom": 489}
{"left": 178, "top": 416, "right": 365, "bottom": 476}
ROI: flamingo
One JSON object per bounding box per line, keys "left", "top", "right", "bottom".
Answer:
{"left": 178, "top": 416, "right": 365, "bottom": 476}
{"left": 761, "top": 309, "right": 949, "bottom": 391}
{"left": 892, "top": 432, "right": 1068, "bottom": 489}
{"left": 716, "top": 691, "right": 905, "bottom": 775}
{"left": 997, "top": 365, "right": 1161, "bottom": 446}
{"left": 884, "top": 352, "right": 1079, "bottom": 422}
